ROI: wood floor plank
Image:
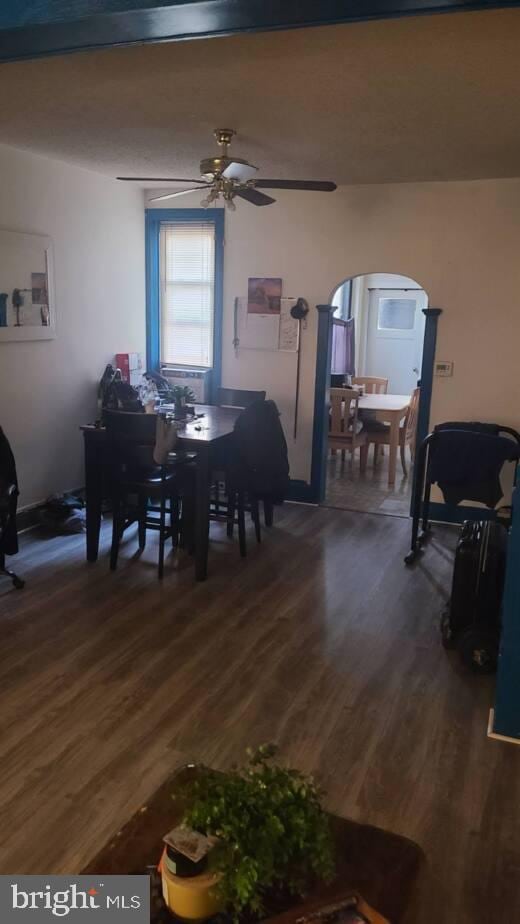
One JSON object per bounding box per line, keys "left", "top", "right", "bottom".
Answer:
{"left": 1, "top": 506, "right": 519, "bottom": 923}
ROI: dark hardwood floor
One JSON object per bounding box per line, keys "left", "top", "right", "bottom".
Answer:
{"left": 1, "top": 505, "right": 519, "bottom": 923}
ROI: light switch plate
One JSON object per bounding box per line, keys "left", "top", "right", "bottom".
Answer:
{"left": 435, "top": 360, "right": 454, "bottom": 377}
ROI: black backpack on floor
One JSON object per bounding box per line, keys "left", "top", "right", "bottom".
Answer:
{"left": 441, "top": 520, "right": 508, "bottom": 673}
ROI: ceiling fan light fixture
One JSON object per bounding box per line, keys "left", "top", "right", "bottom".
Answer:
{"left": 117, "top": 129, "right": 336, "bottom": 213}
{"left": 201, "top": 188, "right": 219, "bottom": 208}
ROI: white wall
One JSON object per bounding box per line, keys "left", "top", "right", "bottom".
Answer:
{"left": 148, "top": 178, "right": 520, "bottom": 485}
{"left": 0, "top": 145, "right": 145, "bottom": 509}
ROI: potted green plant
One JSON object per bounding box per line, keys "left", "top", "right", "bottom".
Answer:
{"left": 178, "top": 745, "right": 335, "bottom": 920}
{"left": 166, "top": 384, "right": 197, "bottom": 418}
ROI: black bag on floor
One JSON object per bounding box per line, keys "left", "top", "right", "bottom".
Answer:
{"left": 441, "top": 520, "right": 508, "bottom": 673}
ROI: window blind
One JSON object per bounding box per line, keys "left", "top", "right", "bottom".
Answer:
{"left": 159, "top": 221, "right": 216, "bottom": 368}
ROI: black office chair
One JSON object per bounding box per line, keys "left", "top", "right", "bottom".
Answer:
{"left": 0, "top": 427, "right": 24, "bottom": 590}
{"left": 105, "top": 410, "right": 195, "bottom": 579}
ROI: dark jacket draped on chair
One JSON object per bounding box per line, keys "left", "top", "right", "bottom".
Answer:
{"left": 228, "top": 399, "right": 290, "bottom": 504}
{"left": 0, "top": 427, "right": 19, "bottom": 556}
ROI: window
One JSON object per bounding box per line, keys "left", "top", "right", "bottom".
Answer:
{"left": 378, "top": 298, "right": 416, "bottom": 331}
{"left": 332, "top": 279, "right": 352, "bottom": 321}
{"left": 160, "top": 221, "right": 216, "bottom": 368}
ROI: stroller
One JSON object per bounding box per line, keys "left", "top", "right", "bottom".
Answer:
{"left": 404, "top": 421, "right": 520, "bottom": 672}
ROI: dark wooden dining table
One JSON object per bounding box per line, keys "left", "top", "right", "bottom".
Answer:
{"left": 81, "top": 404, "right": 241, "bottom": 581}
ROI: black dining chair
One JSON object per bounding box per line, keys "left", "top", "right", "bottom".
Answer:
{"left": 213, "top": 388, "right": 274, "bottom": 530}
{"left": 216, "top": 400, "right": 289, "bottom": 550}
{"left": 216, "top": 387, "right": 266, "bottom": 409}
{"left": 105, "top": 410, "right": 196, "bottom": 579}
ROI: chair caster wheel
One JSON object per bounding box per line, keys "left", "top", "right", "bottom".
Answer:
{"left": 404, "top": 550, "right": 420, "bottom": 565}
{"left": 12, "top": 576, "right": 25, "bottom": 590}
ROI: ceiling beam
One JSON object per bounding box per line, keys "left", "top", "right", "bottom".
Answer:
{"left": 1, "top": 0, "right": 519, "bottom": 63}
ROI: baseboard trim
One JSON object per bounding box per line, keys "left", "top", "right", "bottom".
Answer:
{"left": 487, "top": 709, "right": 520, "bottom": 746}
{"left": 287, "top": 480, "right": 317, "bottom": 504}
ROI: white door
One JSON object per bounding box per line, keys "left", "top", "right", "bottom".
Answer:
{"left": 365, "top": 288, "right": 427, "bottom": 394}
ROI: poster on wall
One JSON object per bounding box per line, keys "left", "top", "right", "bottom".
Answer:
{"left": 247, "top": 277, "right": 282, "bottom": 315}
{"left": 0, "top": 229, "right": 56, "bottom": 342}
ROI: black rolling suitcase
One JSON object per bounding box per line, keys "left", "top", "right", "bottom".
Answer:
{"left": 441, "top": 520, "right": 508, "bottom": 673}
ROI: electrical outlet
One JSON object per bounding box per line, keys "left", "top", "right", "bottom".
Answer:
{"left": 435, "top": 360, "right": 454, "bottom": 377}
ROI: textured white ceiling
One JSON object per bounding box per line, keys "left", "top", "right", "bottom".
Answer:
{"left": 1, "top": 8, "right": 520, "bottom": 185}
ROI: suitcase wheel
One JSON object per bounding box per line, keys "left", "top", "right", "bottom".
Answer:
{"left": 457, "top": 625, "right": 498, "bottom": 674}
{"left": 440, "top": 607, "right": 456, "bottom": 649}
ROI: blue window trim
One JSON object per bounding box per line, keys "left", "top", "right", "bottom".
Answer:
{"left": 145, "top": 207, "right": 225, "bottom": 402}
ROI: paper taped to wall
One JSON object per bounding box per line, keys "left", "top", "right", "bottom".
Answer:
{"left": 245, "top": 310, "right": 280, "bottom": 350}
{"left": 235, "top": 296, "right": 299, "bottom": 352}
{"left": 279, "top": 300, "right": 299, "bottom": 351}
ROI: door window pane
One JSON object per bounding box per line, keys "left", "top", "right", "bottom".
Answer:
{"left": 378, "top": 298, "right": 416, "bottom": 331}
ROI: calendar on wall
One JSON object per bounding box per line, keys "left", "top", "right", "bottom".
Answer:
{"left": 233, "top": 297, "right": 300, "bottom": 352}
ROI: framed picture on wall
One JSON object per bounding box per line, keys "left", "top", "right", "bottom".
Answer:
{"left": 247, "top": 277, "right": 282, "bottom": 315}
{"left": 0, "top": 229, "right": 56, "bottom": 342}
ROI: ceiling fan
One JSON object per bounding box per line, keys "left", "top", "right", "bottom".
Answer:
{"left": 117, "top": 128, "right": 337, "bottom": 209}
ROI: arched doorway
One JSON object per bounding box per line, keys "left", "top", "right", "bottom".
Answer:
{"left": 310, "top": 272, "right": 441, "bottom": 516}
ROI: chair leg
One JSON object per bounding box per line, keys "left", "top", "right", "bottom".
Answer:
{"left": 180, "top": 494, "right": 195, "bottom": 554}
{"left": 0, "top": 551, "right": 24, "bottom": 589}
{"left": 341, "top": 449, "right": 346, "bottom": 465}
{"left": 170, "top": 496, "right": 179, "bottom": 547}
{"left": 158, "top": 492, "right": 167, "bottom": 579}
{"left": 400, "top": 441, "right": 408, "bottom": 477}
{"left": 110, "top": 495, "right": 122, "bottom": 571}
{"left": 227, "top": 491, "right": 236, "bottom": 538}
{"left": 360, "top": 443, "right": 368, "bottom": 474}
{"left": 263, "top": 499, "right": 274, "bottom": 528}
{"left": 372, "top": 443, "right": 379, "bottom": 468}
{"left": 251, "top": 496, "right": 261, "bottom": 544}
{"left": 237, "top": 491, "right": 246, "bottom": 557}
{"left": 138, "top": 491, "right": 147, "bottom": 551}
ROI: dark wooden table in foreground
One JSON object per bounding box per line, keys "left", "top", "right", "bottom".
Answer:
{"left": 82, "top": 405, "right": 240, "bottom": 581}
{"left": 83, "top": 765, "right": 423, "bottom": 923}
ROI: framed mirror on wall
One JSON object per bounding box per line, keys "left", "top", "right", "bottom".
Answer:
{"left": 0, "top": 229, "right": 56, "bottom": 342}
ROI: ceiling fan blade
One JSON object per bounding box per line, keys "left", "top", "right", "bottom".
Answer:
{"left": 235, "top": 187, "right": 276, "bottom": 207}
{"left": 222, "top": 161, "right": 258, "bottom": 183}
{"left": 117, "top": 177, "right": 207, "bottom": 184}
{"left": 255, "top": 180, "right": 337, "bottom": 192}
{"left": 148, "top": 186, "right": 211, "bottom": 202}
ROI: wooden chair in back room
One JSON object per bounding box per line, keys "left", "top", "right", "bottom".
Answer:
{"left": 328, "top": 388, "right": 368, "bottom": 471}
{"left": 352, "top": 376, "right": 389, "bottom": 394}
{"left": 364, "top": 386, "right": 421, "bottom": 476}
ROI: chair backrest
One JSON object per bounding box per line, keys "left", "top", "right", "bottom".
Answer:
{"left": 104, "top": 409, "right": 157, "bottom": 467}
{"left": 217, "top": 387, "right": 266, "bottom": 409}
{"left": 352, "top": 376, "right": 388, "bottom": 395}
{"left": 405, "top": 387, "right": 421, "bottom": 444}
{"left": 231, "top": 399, "right": 289, "bottom": 501}
{"left": 329, "top": 388, "right": 360, "bottom": 439}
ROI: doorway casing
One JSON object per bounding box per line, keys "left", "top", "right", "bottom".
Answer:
{"left": 301, "top": 302, "right": 442, "bottom": 507}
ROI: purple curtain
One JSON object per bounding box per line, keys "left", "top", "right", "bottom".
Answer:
{"left": 331, "top": 317, "right": 355, "bottom": 375}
